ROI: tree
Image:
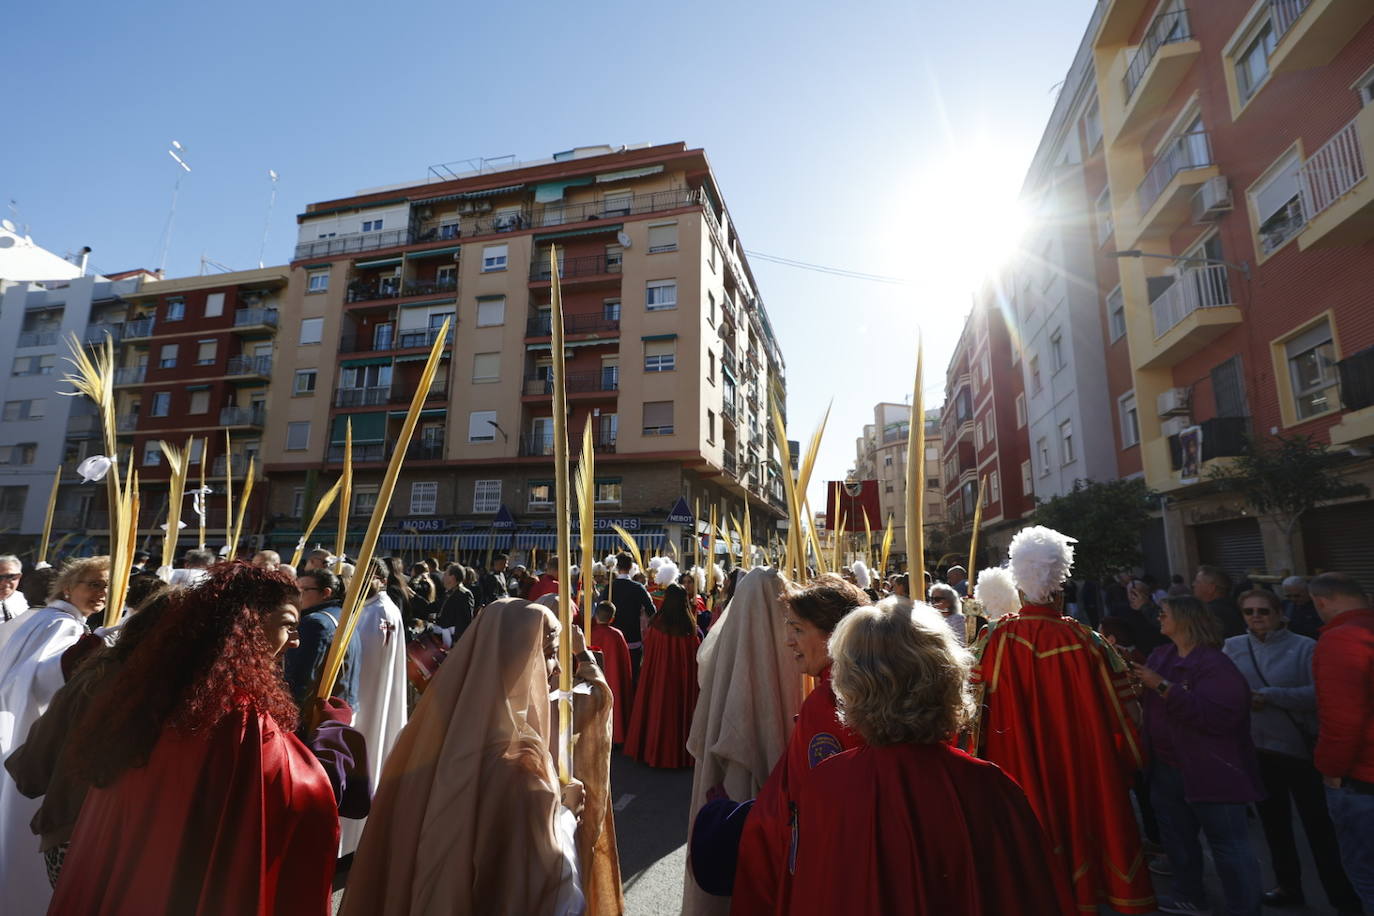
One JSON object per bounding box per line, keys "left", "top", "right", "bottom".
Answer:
{"left": 1207, "top": 433, "right": 1368, "bottom": 573}
{"left": 1030, "top": 478, "right": 1155, "bottom": 583}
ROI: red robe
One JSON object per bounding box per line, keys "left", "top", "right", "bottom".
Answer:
{"left": 624, "top": 625, "right": 699, "bottom": 768}
{"left": 50, "top": 706, "right": 339, "bottom": 915}
{"left": 972, "top": 604, "right": 1154, "bottom": 914}
{"left": 732, "top": 667, "right": 862, "bottom": 915}
{"left": 590, "top": 620, "right": 635, "bottom": 744}
{"left": 788, "top": 742, "right": 1074, "bottom": 915}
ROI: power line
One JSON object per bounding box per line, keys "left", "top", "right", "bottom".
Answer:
{"left": 743, "top": 249, "right": 909, "bottom": 285}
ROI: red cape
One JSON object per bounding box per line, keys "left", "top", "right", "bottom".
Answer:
{"left": 589, "top": 620, "right": 635, "bottom": 744}
{"left": 51, "top": 706, "right": 339, "bottom": 915}
{"left": 732, "top": 668, "right": 862, "bottom": 915}
{"left": 789, "top": 742, "right": 1074, "bottom": 916}
{"left": 624, "top": 625, "right": 699, "bottom": 768}
{"left": 973, "top": 606, "right": 1153, "bottom": 914}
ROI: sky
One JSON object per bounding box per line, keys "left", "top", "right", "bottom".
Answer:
{"left": 3, "top": 0, "right": 1094, "bottom": 506}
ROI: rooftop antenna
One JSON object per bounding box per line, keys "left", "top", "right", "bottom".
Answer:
{"left": 6, "top": 199, "right": 26, "bottom": 236}
{"left": 199, "top": 253, "right": 235, "bottom": 275}
{"left": 258, "top": 169, "right": 279, "bottom": 269}
{"left": 157, "top": 140, "right": 193, "bottom": 274}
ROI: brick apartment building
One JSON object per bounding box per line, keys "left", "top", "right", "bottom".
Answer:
{"left": 849, "top": 403, "right": 944, "bottom": 569}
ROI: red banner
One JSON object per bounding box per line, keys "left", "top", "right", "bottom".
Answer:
{"left": 825, "top": 479, "right": 881, "bottom": 531}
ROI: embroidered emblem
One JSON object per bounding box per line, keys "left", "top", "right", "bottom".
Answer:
{"left": 807, "top": 732, "right": 843, "bottom": 768}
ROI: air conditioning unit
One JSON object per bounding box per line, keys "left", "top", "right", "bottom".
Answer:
{"left": 1157, "top": 387, "right": 1191, "bottom": 417}
{"left": 458, "top": 201, "right": 475, "bottom": 214}
{"left": 1191, "top": 177, "right": 1232, "bottom": 223}
{"left": 1161, "top": 416, "right": 1191, "bottom": 438}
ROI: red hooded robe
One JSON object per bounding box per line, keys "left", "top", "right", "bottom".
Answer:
{"left": 972, "top": 604, "right": 1154, "bottom": 914}
{"left": 624, "top": 624, "right": 699, "bottom": 768}
{"left": 589, "top": 619, "right": 635, "bottom": 744}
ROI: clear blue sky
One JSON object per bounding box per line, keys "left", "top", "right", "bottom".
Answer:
{"left": 4, "top": 0, "right": 1094, "bottom": 505}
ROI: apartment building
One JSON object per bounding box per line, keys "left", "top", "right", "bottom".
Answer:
{"left": 260, "top": 142, "right": 788, "bottom": 563}
{"left": 849, "top": 403, "right": 944, "bottom": 568}
{"left": 941, "top": 288, "right": 1032, "bottom": 563}
{"left": 1092, "top": 0, "right": 1374, "bottom": 581}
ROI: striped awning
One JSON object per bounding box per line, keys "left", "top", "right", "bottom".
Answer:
{"left": 378, "top": 533, "right": 457, "bottom": 551}
{"left": 534, "top": 224, "right": 622, "bottom": 242}
{"left": 354, "top": 256, "right": 402, "bottom": 269}
{"left": 406, "top": 246, "right": 460, "bottom": 260}
{"left": 455, "top": 532, "right": 515, "bottom": 550}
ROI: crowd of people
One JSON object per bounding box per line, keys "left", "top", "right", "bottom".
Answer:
{"left": 0, "top": 533, "right": 1368, "bottom": 914}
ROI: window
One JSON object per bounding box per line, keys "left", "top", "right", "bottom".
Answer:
{"left": 353, "top": 485, "right": 379, "bottom": 515}
{"left": 1083, "top": 98, "right": 1102, "bottom": 151}
{"left": 708, "top": 351, "right": 716, "bottom": 383}
{"left": 285, "top": 421, "right": 310, "bottom": 451}
{"left": 1011, "top": 393, "right": 1024, "bottom": 429}
{"left": 481, "top": 244, "right": 508, "bottom": 272}
{"left": 150, "top": 392, "right": 171, "bottom": 417}
{"left": 186, "top": 438, "right": 203, "bottom": 464}
{"left": 189, "top": 390, "right": 210, "bottom": 415}
{"left": 1060, "top": 419, "right": 1075, "bottom": 464}
{"left": 975, "top": 423, "right": 984, "bottom": 450}
{"left": 1250, "top": 149, "right": 1306, "bottom": 255}
{"left": 362, "top": 218, "right": 384, "bottom": 232}
{"left": 643, "top": 401, "right": 674, "bottom": 436}
{"left": 707, "top": 409, "right": 716, "bottom": 443}
{"left": 595, "top": 480, "right": 622, "bottom": 505}
{"left": 1095, "top": 187, "right": 1113, "bottom": 245}
{"left": 527, "top": 482, "right": 554, "bottom": 509}
{"left": 1040, "top": 239, "right": 1055, "bottom": 291}
{"left": 1236, "top": 21, "right": 1276, "bottom": 104}
{"left": 709, "top": 242, "right": 718, "bottom": 273}
{"left": 472, "top": 352, "right": 500, "bottom": 382}
{"left": 204, "top": 293, "right": 225, "bottom": 318}
{"left": 294, "top": 369, "right": 317, "bottom": 395}
{"left": 603, "top": 299, "right": 621, "bottom": 322}
{"left": 1119, "top": 391, "right": 1140, "bottom": 448}
{"left": 196, "top": 340, "right": 216, "bottom": 365}
{"left": 299, "top": 317, "right": 323, "bottom": 345}
{"left": 307, "top": 271, "right": 329, "bottom": 293}
{"left": 990, "top": 471, "right": 1001, "bottom": 504}
{"left": 646, "top": 280, "right": 677, "bottom": 311}
{"left": 1358, "top": 66, "right": 1374, "bottom": 106}
{"left": 159, "top": 344, "right": 178, "bottom": 369}
{"left": 11, "top": 354, "right": 56, "bottom": 376}
{"left": 647, "top": 223, "right": 678, "bottom": 253}
{"left": 1030, "top": 355, "right": 1042, "bottom": 394}
{"left": 1037, "top": 438, "right": 1051, "bottom": 477}
{"left": 468, "top": 410, "right": 497, "bottom": 443}
{"left": 1050, "top": 330, "right": 1065, "bottom": 372}
{"left": 142, "top": 441, "right": 162, "bottom": 466}
{"left": 1021, "top": 459, "right": 1034, "bottom": 494}
{"left": 979, "top": 353, "right": 990, "bottom": 386}
{"left": 1, "top": 443, "right": 36, "bottom": 466}
{"left": 476, "top": 297, "right": 505, "bottom": 327}
{"left": 410, "top": 481, "right": 438, "bottom": 515}
{"left": 291, "top": 487, "right": 305, "bottom": 518}
{"left": 474, "top": 479, "right": 501, "bottom": 513}
{"left": 1285, "top": 319, "right": 1338, "bottom": 420}
{"left": 605, "top": 245, "right": 624, "bottom": 271}
{"left": 602, "top": 191, "right": 632, "bottom": 217}
{"left": 165, "top": 298, "right": 185, "bottom": 321}
{"left": 1107, "top": 287, "right": 1127, "bottom": 342}
{"left": 644, "top": 339, "right": 676, "bottom": 372}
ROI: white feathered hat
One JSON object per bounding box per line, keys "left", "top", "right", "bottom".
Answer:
{"left": 851, "top": 559, "right": 872, "bottom": 590}
{"left": 655, "top": 559, "right": 680, "bottom": 587}
{"left": 975, "top": 567, "right": 1021, "bottom": 619}
{"left": 1008, "top": 525, "right": 1076, "bottom": 605}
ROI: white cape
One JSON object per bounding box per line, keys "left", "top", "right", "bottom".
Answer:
{"left": 339, "top": 592, "right": 409, "bottom": 857}
{"left": 0, "top": 592, "right": 33, "bottom": 655}
{"left": 683, "top": 567, "right": 802, "bottom": 916}
{"left": 0, "top": 603, "right": 88, "bottom": 915}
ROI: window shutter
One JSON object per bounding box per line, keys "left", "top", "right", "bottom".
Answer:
{"left": 1210, "top": 356, "right": 1249, "bottom": 418}
{"left": 643, "top": 401, "right": 673, "bottom": 427}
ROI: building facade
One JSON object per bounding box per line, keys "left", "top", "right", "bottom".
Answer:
{"left": 259, "top": 142, "right": 788, "bottom": 563}
{"left": 1093, "top": 0, "right": 1374, "bottom": 582}
{"left": 850, "top": 403, "right": 944, "bottom": 567}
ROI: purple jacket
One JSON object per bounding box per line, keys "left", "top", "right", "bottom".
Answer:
{"left": 1143, "top": 643, "right": 1264, "bottom": 804}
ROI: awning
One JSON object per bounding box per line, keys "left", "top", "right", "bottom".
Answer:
{"left": 393, "top": 352, "right": 451, "bottom": 363}
{"left": 341, "top": 356, "right": 393, "bottom": 368}
{"left": 331, "top": 412, "right": 386, "bottom": 443}
{"left": 354, "top": 256, "right": 403, "bottom": 269}
{"left": 642, "top": 333, "right": 677, "bottom": 342}
{"left": 378, "top": 532, "right": 457, "bottom": 551}
{"left": 398, "top": 297, "right": 458, "bottom": 310}
{"left": 596, "top": 165, "right": 664, "bottom": 183}
{"left": 406, "top": 245, "right": 460, "bottom": 260}
{"left": 458, "top": 185, "right": 525, "bottom": 199}
{"left": 534, "top": 224, "right": 622, "bottom": 242}
{"left": 387, "top": 408, "right": 446, "bottom": 418}
{"left": 534, "top": 177, "right": 594, "bottom": 203}
{"left": 526, "top": 338, "right": 617, "bottom": 352}
{"left": 593, "top": 530, "right": 666, "bottom": 553}
{"left": 455, "top": 532, "right": 515, "bottom": 550}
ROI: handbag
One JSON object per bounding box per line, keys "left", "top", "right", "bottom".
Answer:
{"left": 1245, "top": 638, "right": 1317, "bottom": 756}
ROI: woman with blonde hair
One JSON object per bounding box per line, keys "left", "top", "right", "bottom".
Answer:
{"left": 786, "top": 598, "right": 1071, "bottom": 914}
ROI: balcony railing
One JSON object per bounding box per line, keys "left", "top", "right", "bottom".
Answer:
{"left": 52, "top": 510, "right": 87, "bottom": 530}
{"left": 1139, "top": 131, "right": 1213, "bottom": 214}
{"left": 389, "top": 387, "right": 447, "bottom": 405}
{"left": 1298, "top": 115, "right": 1367, "bottom": 223}
{"left": 517, "top": 432, "right": 616, "bottom": 456}
{"left": 212, "top": 455, "right": 251, "bottom": 477}
{"left": 723, "top": 450, "right": 738, "bottom": 477}
{"left": 1169, "top": 416, "right": 1251, "bottom": 469}
{"left": 398, "top": 325, "right": 454, "bottom": 349}
{"left": 122, "top": 317, "right": 155, "bottom": 339}
{"left": 403, "top": 277, "right": 458, "bottom": 298}
{"left": 224, "top": 355, "right": 272, "bottom": 377}
{"left": 722, "top": 352, "right": 738, "bottom": 377}
{"left": 233, "top": 308, "right": 279, "bottom": 330}
{"left": 17, "top": 330, "right": 58, "bottom": 348}
{"left": 114, "top": 366, "right": 146, "bottom": 385}
{"left": 66, "top": 413, "right": 101, "bottom": 435}
{"left": 1271, "top": 0, "right": 1311, "bottom": 37}
{"left": 294, "top": 228, "right": 411, "bottom": 261}
{"left": 1149, "top": 264, "right": 1234, "bottom": 338}
{"left": 1338, "top": 346, "right": 1374, "bottom": 412}
{"left": 523, "top": 313, "right": 620, "bottom": 337}
{"left": 336, "top": 386, "right": 391, "bottom": 407}
{"left": 219, "top": 405, "right": 266, "bottom": 427}
{"left": 115, "top": 414, "right": 139, "bottom": 433}
{"left": 326, "top": 442, "right": 388, "bottom": 463}
{"left": 83, "top": 325, "right": 122, "bottom": 345}
{"left": 722, "top": 399, "right": 739, "bottom": 424}
{"left": 522, "top": 371, "right": 619, "bottom": 396}
{"left": 345, "top": 277, "right": 457, "bottom": 304}
{"left": 0, "top": 511, "right": 22, "bottom": 529}
{"left": 1123, "top": 10, "right": 1193, "bottom": 100}
{"left": 342, "top": 328, "right": 453, "bottom": 352}
{"left": 529, "top": 254, "right": 622, "bottom": 283}
{"left": 531, "top": 187, "right": 702, "bottom": 229}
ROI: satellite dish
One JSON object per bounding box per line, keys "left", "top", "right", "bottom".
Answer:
{"left": 0, "top": 237, "right": 13, "bottom": 249}
{"left": 0, "top": 219, "right": 14, "bottom": 233}
{"left": 616, "top": 231, "right": 632, "bottom": 248}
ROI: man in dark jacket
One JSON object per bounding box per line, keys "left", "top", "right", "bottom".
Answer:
{"left": 476, "top": 554, "right": 509, "bottom": 608}
{"left": 436, "top": 563, "right": 476, "bottom": 641}
{"left": 286, "top": 568, "right": 362, "bottom": 711}
{"left": 1195, "top": 565, "right": 1244, "bottom": 638}
{"left": 603, "top": 552, "right": 657, "bottom": 681}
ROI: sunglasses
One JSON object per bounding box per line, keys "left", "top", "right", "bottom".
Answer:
{"left": 0, "top": 573, "right": 20, "bottom": 582}
{"left": 1241, "top": 606, "right": 1275, "bottom": 616}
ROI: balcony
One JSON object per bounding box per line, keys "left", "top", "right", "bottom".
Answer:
{"left": 1268, "top": 0, "right": 1374, "bottom": 75}
{"left": 396, "top": 325, "right": 454, "bottom": 349}
{"left": 212, "top": 454, "right": 251, "bottom": 477}
{"left": 122, "top": 317, "right": 155, "bottom": 339}
{"left": 522, "top": 371, "right": 619, "bottom": 397}
{"left": 1097, "top": 0, "right": 1154, "bottom": 46}
{"left": 224, "top": 355, "right": 272, "bottom": 379}
{"left": 17, "top": 330, "right": 58, "bottom": 348}
{"left": 114, "top": 413, "right": 138, "bottom": 433}
{"left": 722, "top": 398, "right": 739, "bottom": 425}
{"left": 516, "top": 431, "right": 615, "bottom": 456}
{"left": 523, "top": 312, "right": 620, "bottom": 337}
{"left": 1168, "top": 416, "right": 1251, "bottom": 470}
{"left": 345, "top": 277, "right": 458, "bottom": 304}
{"left": 335, "top": 386, "right": 391, "bottom": 408}
{"left": 114, "top": 366, "right": 146, "bottom": 386}
{"left": 51, "top": 510, "right": 87, "bottom": 530}
{"left": 389, "top": 387, "right": 447, "bottom": 406}
{"left": 1139, "top": 265, "right": 1243, "bottom": 369}
{"left": 1330, "top": 346, "right": 1374, "bottom": 445}
{"left": 1133, "top": 132, "right": 1218, "bottom": 243}
{"left": 294, "top": 228, "right": 411, "bottom": 261}
{"left": 232, "top": 309, "right": 279, "bottom": 333}
{"left": 1297, "top": 105, "right": 1374, "bottom": 250}
{"left": 722, "top": 351, "right": 738, "bottom": 378}
{"left": 723, "top": 450, "right": 738, "bottom": 478}
{"left": 0, "top": 511, "right": 21, "bottom": 529}
{"left": 219, "top": 405, "right": 266, "bottom": 428}
{"left": 530, "top": 187, "right": 702, "bottom": 229}
{"left": 66, "top": 413, "right": 101, "bottom": 436}
{"left": 325, "top": 442, "right": 388, "bottom": 463}
{"left": 1118, "top": 10, "right": 1199, "bottom": 140}
{"left": 529, "top": 254, "right": 622, "bottom": 283}
{"left": 83, "top": 325, "right": 122, "bottom": 345}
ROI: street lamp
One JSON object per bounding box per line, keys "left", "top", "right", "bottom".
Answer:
{"left": 1110, "top": 248, "right": 1250, "bottom": 279}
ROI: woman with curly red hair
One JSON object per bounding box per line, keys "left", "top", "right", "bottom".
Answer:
{"left": 49, "top": 561, "right": 367, "bottom": 915}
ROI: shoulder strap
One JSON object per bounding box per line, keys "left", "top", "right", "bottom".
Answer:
{"left": 318, "top": 609, "right": 340, "bottom": 628}
{"left": 1244, "top": 637, "right": 1271, "bottom": 687}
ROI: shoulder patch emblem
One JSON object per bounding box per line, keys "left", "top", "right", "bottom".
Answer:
{"left": 808, "top": 732, "right": 844, "bottom": 768}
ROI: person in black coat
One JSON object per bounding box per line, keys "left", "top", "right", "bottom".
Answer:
{"left": 476, "top": 554, "right": 510, "bottom": 608}
{"left": 436, "top": 563, "right": 476, "bottom": 641}
{"left": 602, "top": 553, "right": 656, "bottom": 681}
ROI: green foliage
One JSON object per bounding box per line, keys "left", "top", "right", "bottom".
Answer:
{"left": 1030, "top": 478, "right": 1155, "bottom": 582}
{"left": 1207, "top": 434, "right": 1368, "bottom": 537}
